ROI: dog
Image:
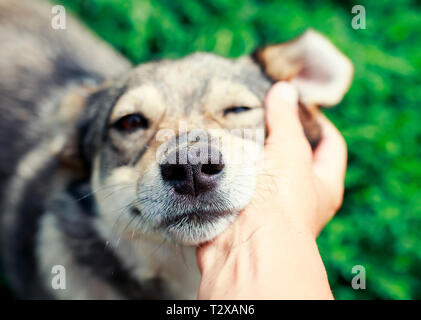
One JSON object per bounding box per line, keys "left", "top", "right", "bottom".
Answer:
{"left": 0, "top": 0, "right": 353, "bottom": 299}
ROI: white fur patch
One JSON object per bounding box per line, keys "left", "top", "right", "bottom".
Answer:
{"left": 37, "top": 213, "right": 123, "bottom": 299}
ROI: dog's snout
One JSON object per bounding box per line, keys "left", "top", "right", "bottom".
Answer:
{"left": 160, "top": 145, "right": 224, "bottom": 197}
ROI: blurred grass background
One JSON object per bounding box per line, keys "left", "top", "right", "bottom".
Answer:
{"left": 3, "top": 0, "right": 421, "bottom": 299}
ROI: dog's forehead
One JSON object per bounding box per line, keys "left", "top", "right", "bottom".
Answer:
{"left": 123, "top": 52, "right": 271, "bottom": 103}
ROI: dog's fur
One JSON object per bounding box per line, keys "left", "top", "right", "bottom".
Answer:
{"left": 0, "top": 0, "right": 353, "bottom": 299}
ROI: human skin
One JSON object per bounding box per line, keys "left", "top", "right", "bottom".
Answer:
{"left": 196, "top": 82, "right": 347, "bottom": 300}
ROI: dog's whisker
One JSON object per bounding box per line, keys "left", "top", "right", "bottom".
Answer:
{"left": 74, "top": 183, "right": 134, "bottom": 203}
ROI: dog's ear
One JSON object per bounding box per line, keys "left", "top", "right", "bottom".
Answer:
{"left": 50, "top": 85, "right": 98, "bottom": 174}
{"left": 253, "top": 29, "right": 353, "bottom": 107}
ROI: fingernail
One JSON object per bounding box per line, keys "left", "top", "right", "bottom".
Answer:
{"left": 273, "top": 82, "right": 298, "bottom": 107}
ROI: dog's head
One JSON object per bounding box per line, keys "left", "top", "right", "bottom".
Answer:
{"left": 59, "top": 30, "right": 352, "bottom": 245}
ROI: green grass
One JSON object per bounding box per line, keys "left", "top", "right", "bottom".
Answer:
{"left": 50, "top": 0, "right": 421, "bottom": 299}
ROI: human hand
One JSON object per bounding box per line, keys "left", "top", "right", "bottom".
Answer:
{"left": 197, "top": 82, "right": 347, "bottom": 299}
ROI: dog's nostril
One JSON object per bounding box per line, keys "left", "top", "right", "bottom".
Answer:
{"left": 201, "top": 163, "right": 225, "bottom": 175}
{"left": 130, "top": 207, "right": 141, "bottom": 216}
{"left": 160, "top": 164, "right": 187, "bottom": 181}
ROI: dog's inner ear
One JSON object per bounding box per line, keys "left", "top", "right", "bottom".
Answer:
{"left": 253, "top": 29, "right": 353, "bottom": 107}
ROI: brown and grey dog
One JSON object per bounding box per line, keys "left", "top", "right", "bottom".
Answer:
{"left": 0, "top": 0, "right": 353, "bottom": 299}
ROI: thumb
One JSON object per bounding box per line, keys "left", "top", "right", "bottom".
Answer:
{"left": 265, "top": 82, "right": 311, "bottom": 162}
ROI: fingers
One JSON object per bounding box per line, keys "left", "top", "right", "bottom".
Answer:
{"left": 196, "top": 243, "right": 210, "bottom": 275}
{"left": 264, "top": 82, "right": 312, "bottom": 167}
{"left": 313, "top": 114, "right": 347, "bottom": 194}
{"left": 313, "top": 114, "right": 347, "bottom": 226}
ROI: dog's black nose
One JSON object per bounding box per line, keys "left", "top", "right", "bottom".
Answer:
{"left": 160, "top": 145, "right": 225, "bottom": 197}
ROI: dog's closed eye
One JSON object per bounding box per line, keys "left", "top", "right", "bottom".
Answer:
{"left": 223, "top": 106, "right": 252, "bottom": 116}
{"left": 113, "top": 113, "right": 149, "bottom": 132}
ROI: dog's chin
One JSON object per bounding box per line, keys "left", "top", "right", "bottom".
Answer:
{"left": 159, "top": 210, "right": 239, "bottom": 246}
